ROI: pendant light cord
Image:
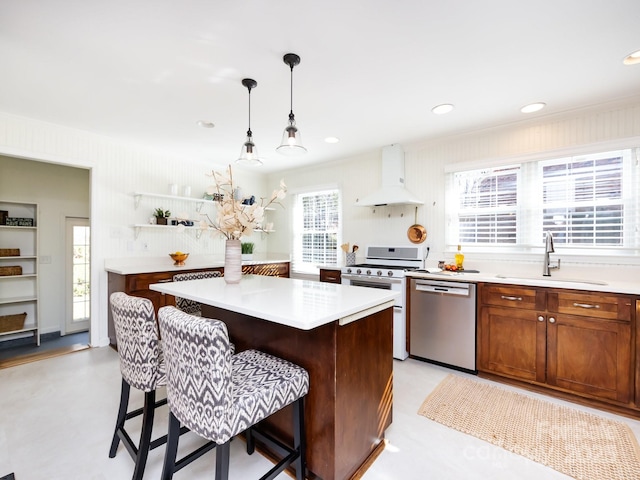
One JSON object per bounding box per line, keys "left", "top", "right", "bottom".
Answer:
{"left": 247, "top": 85, "right": 252, "bottom": 136}
{"left": 289, "top": 65, "right": 294, "bottom": 116}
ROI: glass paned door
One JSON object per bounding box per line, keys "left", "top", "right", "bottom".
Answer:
{"left": 66, "top": 218, "right": 90, "bottom": 334}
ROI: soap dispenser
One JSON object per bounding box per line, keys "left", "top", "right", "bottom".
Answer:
{"left": 455, "top": 245, "right": 464, "bottom": 270}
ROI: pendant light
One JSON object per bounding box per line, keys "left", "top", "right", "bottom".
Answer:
{"left": 276, "top": 53, "right": 307, "bottom": 155}
{"left": 236, "top": 78, "right": 262, "bottom": 166}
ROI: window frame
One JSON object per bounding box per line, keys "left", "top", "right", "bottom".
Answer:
{"left": 290, "top": 185, "right": 342, "bottom": 275}
{"left": 445, "top": 146, "right": 639, "bottom": 260}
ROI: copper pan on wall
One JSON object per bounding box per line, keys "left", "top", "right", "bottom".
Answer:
{"left": 407, "top": 207, "right": 427, "bottom": 244}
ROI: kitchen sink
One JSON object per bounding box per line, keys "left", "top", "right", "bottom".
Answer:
{"left": 494, "top": 274, "right": 608, "bottom": 286}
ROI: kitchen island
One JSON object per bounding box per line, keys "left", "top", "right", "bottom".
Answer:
{"left": 150, "top": 274, "right": 399, "bottom": 480}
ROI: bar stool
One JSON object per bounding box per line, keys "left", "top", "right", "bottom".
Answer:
{"left": 172, "top": 270, "right": 222, "bottom": 316}
{"left": 158, "top": 306, "right": 309, "bottom": 480}
{"left": 108, "top": 292, "right": 168, "bottom": 480}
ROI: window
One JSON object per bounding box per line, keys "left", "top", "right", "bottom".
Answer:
{"left": 292, "top": 188, "right": 341, "bottom": 274}
{"left": 541, "top": 154, "right": 624, "bottom": 246}
{"left": 456, "top": 165, "right": 520, "bottom": 244}
{"left": 447, "top": 148, "right": 639, "bottom": 253}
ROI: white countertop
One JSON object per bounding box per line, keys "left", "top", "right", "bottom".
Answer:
{"left": 150, "top": 274, "right": 398, "bottom": 330}
{"left": 406, "top": 269, "right": 640, "bottom": 295}
{"left": 105, "top": 254, "right": 290, "bottom": 275}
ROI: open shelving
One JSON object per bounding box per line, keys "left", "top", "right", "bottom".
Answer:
{"left": 0, "top": 201, "right": 40, "bottom": 345}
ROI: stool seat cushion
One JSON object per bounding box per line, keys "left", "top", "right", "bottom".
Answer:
{"left": 229, "top": 349, "right": 309, "bottom": 439}
{"left": 159, "top": 307, "right": 309, "bottom": 445}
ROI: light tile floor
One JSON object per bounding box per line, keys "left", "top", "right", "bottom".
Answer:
{"left": 1, "top": 347, "right": 639, "bottom": 479}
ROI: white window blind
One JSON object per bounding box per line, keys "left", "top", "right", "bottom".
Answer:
{"left": 292, "top": 188, "right": 341, "bottom": 274}
{"left": 446, "top": 148, "right": 639, "bottom": 252}
{"left": 541, "top": 152, "right": 625, "bottom": 246}
{"left": 454, "top": 165, "right": 520, "bottom": 244}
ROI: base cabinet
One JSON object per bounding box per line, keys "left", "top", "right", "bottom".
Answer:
{"left": 547, "top": 313, "right": 631, "bottom": 403}
{"left": 319, "top": 268, "right": 341, "bottom": 284}
{"left": 478, "top": 283, "right": 634, "bottom": 409}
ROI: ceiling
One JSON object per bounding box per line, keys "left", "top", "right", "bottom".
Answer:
{"left": 1, "top": 0, "right": 639, "bottom": 173}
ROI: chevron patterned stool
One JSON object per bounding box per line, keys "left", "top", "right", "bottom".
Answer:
{"left": 158, "top": 306, "right": 309, "bottom": 480}
{"left": 108, "top": 292, "right": 174, "bottom": 480}
{"left": 172, "top": 270, "right": 222, "bottom": 316}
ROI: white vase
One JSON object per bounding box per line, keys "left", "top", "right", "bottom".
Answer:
{"left": 224, "top": 239, "right": 242, "bottom": 284}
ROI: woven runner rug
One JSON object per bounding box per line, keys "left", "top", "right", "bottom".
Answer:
{"left": 418, "top": 374, "right": 640, "bottom": 480}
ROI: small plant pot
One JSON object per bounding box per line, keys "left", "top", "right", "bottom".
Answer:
{"left": 156, "top": 217, "right": 168, "bottom": 225}
{"left": 242, "top": 254, "right": 253, "bottom": 261}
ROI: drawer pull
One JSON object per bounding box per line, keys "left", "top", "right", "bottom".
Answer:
{"left": 156, "top": 278, "right": 173, "bottom": 283}
{"left": 501, "top": 295, "right": 523, "bottom": 301}
{"left": 573, "top": 302, "right": 599, "bottom": 309}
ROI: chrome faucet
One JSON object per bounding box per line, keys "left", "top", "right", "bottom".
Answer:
{"left": 543, "top": 231, "right": 560, "bottom": 276}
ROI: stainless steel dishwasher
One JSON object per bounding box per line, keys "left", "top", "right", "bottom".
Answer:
{"left": 409, "top": 278, "right": 477, "bottom": 373}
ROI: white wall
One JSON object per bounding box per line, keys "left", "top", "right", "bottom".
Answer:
{"left": 0, "top": 156, "right": 89, "bottom": 335}
{"left": 1, "top": 96, "right": 639, "bottom": 347}
{"left": 267, "top": 96, "right": 640, "bottom": 268}
{"left": 0, "top": 113, "right": 270, "bottom": 347}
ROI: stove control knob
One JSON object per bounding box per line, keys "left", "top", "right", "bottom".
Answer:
{"left": 387, "top": 270, "right": 394, "bottom": 277}
{"left": 366, "top": 269, "right": 372, "bottom": 275}
{"left": 377, "top": 270, "right": 383, "bottom": 276}
{"left": 356, "top": 269, "right": 362, "bottom": 274}
{"left": 346, "top": 268, "right": 352, "bottom": 274}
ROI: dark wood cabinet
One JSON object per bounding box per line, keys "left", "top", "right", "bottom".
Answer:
{"left": 319, "top": 268, "right": 341, "bottom": 284}
{"left": 242, "top": 262, "right": 289, "bottom": 278}
{"left": 478, "top": 283, "right": 635, "bottom": 408}
{"left": 546, "top": 290, "right": 632, "bottom": 404}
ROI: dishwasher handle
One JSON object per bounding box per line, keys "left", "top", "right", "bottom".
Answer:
{"left": 415, "top": 283, "right": 470, "bottom": 296}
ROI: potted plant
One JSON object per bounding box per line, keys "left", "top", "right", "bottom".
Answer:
{"left": 241, "top": 242, "right": 254, "bottom": 260}
{"left": 154, "top": 208, "right": 171, "bottom": 225}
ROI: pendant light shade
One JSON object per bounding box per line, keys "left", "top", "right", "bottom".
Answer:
{"left": 277, "top": 53, "right": 307, "bottom": 155}
{"left": 236, "top": 78, "right": 262, "bottom": 166}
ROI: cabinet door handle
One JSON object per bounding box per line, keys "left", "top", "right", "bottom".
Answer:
{"left": 537, "top": 315, "right": 545, "bottom": 322}
{"left": 501, "top": 295, "right": 522, "bottom": 301}
{"left": 157, "top": 278, "right": 173, "bottom": 283}
{"left": 573, "top": 302, "right": 599, "bottom": 309}
{"left": 549, "top": 317, "right": 556, "bottom": 323}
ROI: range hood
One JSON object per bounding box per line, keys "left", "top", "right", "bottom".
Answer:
{"left": 356, "top": 144, "right": 423, "bottom": 207}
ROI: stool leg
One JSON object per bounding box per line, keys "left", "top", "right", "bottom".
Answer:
{"left": 132, "top": 390, "right": 156, "bottom": 480}
{"left": 161, "top": 412, "right": 181, "bottom": 480}
{"left": 246, "top": 427, "right": 254, "bottom": 455}
{"left": 109, "top": 378, "right": 131, "bottom": 458}
{"left": 215, "top": 441, "right": 230, "bottom": 480}
{"left": 293, "top": 397, "right": 306, "bottom": 480}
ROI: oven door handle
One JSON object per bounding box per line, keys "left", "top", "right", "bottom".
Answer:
{"left": 341, "top": 274, "right": 403, "bottom": 285}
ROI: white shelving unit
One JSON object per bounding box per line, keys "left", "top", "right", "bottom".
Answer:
{"left": 132, "top": 192, "right": 215, "bottom": 239}
{"left": 0, "top": 201, "right": 40, "bottom": 345}
{"left": 132, "top": 192, "right": 276, "bottom": 239}
{"left": 133, "top": 191, "right": 216, "bottom": 212}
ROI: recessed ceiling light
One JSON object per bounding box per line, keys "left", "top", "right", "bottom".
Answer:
{"left": 520, "top": 102, "right": 546, "bottom": 113}
{"left": 623, "top": 49, "right": 640, "bottom": 65}
{"left": 324, "top": 137, "right": 340, "bottom": 144}
{"left": 431, "top": 104, "right": 454, "bottom": 115}
{"left": 197, "top": 120, "right": 215, "bottom": 128}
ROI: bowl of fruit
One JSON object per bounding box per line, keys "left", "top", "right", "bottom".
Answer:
{"left": 169, "top": 251, "right": 189, "bottom": 266}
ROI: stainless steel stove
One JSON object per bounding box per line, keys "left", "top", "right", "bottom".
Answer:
{"left": 341, "top": 245, "right": 425, "bottom": 360}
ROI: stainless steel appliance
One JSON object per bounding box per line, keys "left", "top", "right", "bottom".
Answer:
{"left": 341, "top": 245, "right": 424, "bottom": 360}
{"left": 409, "top": 278, "right": 477, "bottom": 372}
